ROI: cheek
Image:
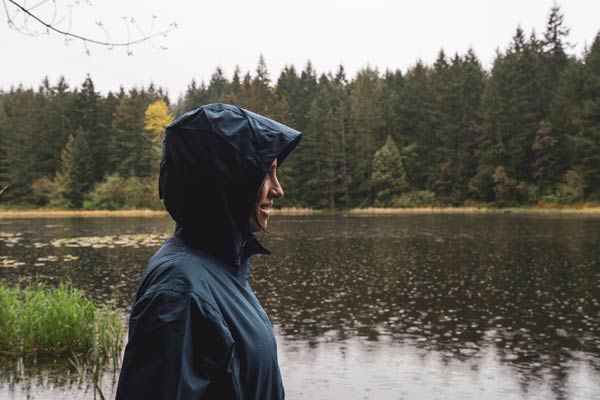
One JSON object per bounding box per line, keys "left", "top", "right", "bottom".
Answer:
{"left": 260, "top": 183, "right": 271, "bottom": 201}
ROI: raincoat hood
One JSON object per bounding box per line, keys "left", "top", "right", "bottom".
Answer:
{"left": 159, "top": 103, "right": 301, "bottom": 265}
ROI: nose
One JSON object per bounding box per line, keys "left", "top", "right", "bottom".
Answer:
{"left": 270, "top": 176, "right": 284, "bottom": 199}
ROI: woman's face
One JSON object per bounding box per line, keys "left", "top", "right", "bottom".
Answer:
{"left": 249, "top": 159, "right": 284, "bottom": 232}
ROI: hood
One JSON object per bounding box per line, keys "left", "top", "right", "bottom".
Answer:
{"left": 159, "top": 103, "right": 301, "bottom": 266}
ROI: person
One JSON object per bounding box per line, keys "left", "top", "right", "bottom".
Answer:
{"left": 116, "top": 103, "right": 301, "bottom": 399}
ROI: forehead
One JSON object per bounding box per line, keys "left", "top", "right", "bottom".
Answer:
{"left": 269, "top": 159, "right": 278, "bottom": 169}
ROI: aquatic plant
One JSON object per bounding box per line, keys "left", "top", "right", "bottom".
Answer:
{"left": 0, "top": 282, "right": 123, "bottom": 365}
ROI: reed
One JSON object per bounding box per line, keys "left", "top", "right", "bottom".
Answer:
{"left": 0, "top": 209, "right": 168, "bottom": 218}
{"left": 0, "top": 282, "right": 123, "bottom": 366}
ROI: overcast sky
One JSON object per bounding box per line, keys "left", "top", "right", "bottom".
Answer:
{"left": 1, "top": 0, "right": 599, "bottom": 99}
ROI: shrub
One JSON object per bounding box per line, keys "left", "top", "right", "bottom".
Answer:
{"left": 84, "top": 174, "right": 162, "bottom": 210}
{"left": 390, "top": 190, "right": 436, "bottom": 207}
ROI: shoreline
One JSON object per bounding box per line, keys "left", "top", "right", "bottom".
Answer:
{"left": 347, "top": 206, "right": 600, "bottom": 215}
{"left": 1, "top": 205, "right": 600, "bottom": 218}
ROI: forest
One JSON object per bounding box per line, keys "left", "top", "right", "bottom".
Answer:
{"left": 0, "top": 6, "right": 599, "bottom": 210}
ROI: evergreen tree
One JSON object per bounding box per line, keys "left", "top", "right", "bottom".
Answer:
{"left": 72, "top": 76, "right": 108, "bottom": 191}
{"left": 183, "top": 79, "right": 209, "bottom": 111}
{"left": 275, "top": 65, "right": 301, "bottom": 126}
{"left": 247, "top": 55, "right": 275, "bottom": 115}
{"left": 396, "top": 61, "right": 436, "bottom": 189}
{"left": 372, "top": 135, "right": 405, "bottom": 206}
{"left": 531, "top": 120, "right": 560, "bottom": 191}
{"left": 54, "top": 134, "right": 78, "bottom": 207}
{"left": 348, "top": 67, "right": 385, "bottom": 204}
{"left": 3, "top": 87, "right": 39, "bottom": 201}
{"left": 111, "top": 88, "right": 156, "bottom": 178}
{"left": 381, "top": 69, "right": 405, "bottom": 145}
{"left": 206, "top": 67, "right": 230, "bottom": 103}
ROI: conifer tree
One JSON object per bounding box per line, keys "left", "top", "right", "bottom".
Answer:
{"left": 111, "top": 89, "right": 156, "bottom": 178}
{"left": 396, "top": 61, "right": 436, "bottom": 189}
{"left": 183, "top": 79, "right": 209, "bottom": 111}
{"left": 206, "top": 67, "right": 230, "bottom": 103}
{"left": 381, "top": 69, "right": 405, "bottom": 145}
{"left": 248, "top": 55, "right": 275, "bottom": 115}
{"left": 54, "top": 134, "right": 78, "bottom": 207}
{"left": 3, "top": 87, "right": 39, "bottom": 201}
{"left": 348, "top": 67, "right": 385, "bottom": 204}
{"left": 372, "top": 135, "right": 405, "bottom": 206}
{"left": 531, "top": 120, "right": 560, "bottom": 191}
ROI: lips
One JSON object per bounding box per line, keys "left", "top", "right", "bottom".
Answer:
{"left": 259, "top": 202, "right": 273, "bottom": 216}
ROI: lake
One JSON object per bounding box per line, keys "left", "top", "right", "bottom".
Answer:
{"left": 1, "top": 213, "right": 599, "bottom": 399}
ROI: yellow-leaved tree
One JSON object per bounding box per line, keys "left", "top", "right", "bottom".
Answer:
{"left": 144, "top": 100, "right": 174, "bottom": 142}
{"left": 144, "top": 100, "right": 174, "bottom": 183}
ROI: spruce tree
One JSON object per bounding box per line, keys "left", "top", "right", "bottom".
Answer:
{"left": 348, "top": 67, "right": 385, "bottom": 205}
{"left": 111, "top": 88, "right": 155, "bottom": 178}
{"left": 372, "top": 135, "right": 405, "bottom": 206}
{"left": 248, "top": 55, "right": 275, "bottom": 115}
{"left": 3, "top": 87, "right": 39, "bottom": 201}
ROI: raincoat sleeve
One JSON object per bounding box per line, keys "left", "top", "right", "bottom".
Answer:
{"left": 116, "top": 289, "right": 236, "bottom": 400}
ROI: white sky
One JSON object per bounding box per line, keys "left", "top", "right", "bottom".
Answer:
{"left": 1, "top": 0, "right": 599, "bottom": 99}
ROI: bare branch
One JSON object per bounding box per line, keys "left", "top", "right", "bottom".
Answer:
{"left": 3, "top": 0, "right": 177, "bottom": 52}
{"left": 0, "top": 184, "right": 10, "bottom": 196}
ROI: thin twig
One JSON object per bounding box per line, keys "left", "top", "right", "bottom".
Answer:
{"left": 4, "top": 0, "right": 177, "bottom": 48}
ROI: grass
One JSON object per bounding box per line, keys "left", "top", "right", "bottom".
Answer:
{"left": 0, "top": 282, "right": 123, "bottom": 369}
{"left": 0, "top": 209, "right": 168, "bottom": 218}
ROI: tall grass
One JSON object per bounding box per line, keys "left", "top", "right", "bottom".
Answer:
{"left": 0, "top": 282, "right": 123, "bottom": 368}
{"left": 0, "top": 209, "right": 167, "bottom": 218}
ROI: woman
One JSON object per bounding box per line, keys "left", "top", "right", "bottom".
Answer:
{"left": 116, "top": 103, "right": 301, "bottom": 399}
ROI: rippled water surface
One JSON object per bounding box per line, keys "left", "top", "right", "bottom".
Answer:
{"left": 1, "top": 213, "right": 599, "bottom": 399}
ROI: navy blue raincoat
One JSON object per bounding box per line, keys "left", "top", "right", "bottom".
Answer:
{"left": 116, "top": 104, "right": 301, "bottom": 400}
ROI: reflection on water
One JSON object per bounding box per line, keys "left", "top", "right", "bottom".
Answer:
{"left": 0, "top": 214, "right": 599, "bottom": 399}
{"left": 0, "top": 358, "right": 119, "bottom": 400}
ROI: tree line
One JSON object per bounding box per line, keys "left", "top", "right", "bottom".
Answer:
{"left": 1, "top": 5, "right": 599, "bottom": 209}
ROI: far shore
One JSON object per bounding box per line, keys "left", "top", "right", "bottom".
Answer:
{"left": 1, "top": 205, "right": 600, "bottom": 218}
